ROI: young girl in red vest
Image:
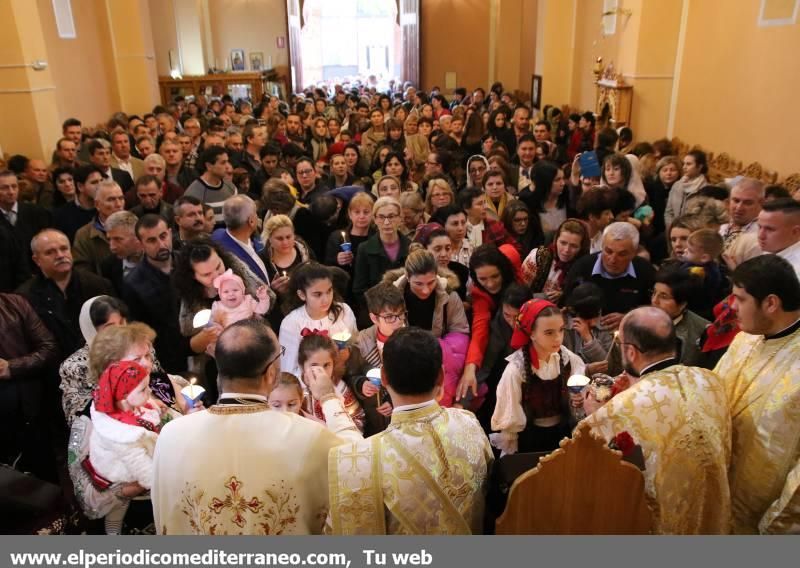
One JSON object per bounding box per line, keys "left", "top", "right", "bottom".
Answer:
{"left": 490, "top": 299, "right": 586, "bottom": 455}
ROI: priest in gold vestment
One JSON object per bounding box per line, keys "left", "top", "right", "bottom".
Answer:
{"left": 714, "top": 255, "right": 800, "bottom": 534}
{"left": 153, "top": 320, "right": 362, "bottom": 535}
{"left": 584, "top": 307, "right": 731, "bottom": 534}
{"left": 328, "top": 328, "right": 493, "bottom": 534}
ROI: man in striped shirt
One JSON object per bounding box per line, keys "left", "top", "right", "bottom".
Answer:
{"left": 183, "top": 146, "right": 237, "bottom": 228}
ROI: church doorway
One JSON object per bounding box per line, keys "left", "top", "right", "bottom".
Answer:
{"left": 286, "top": 0, "right": 419, "bottom": 91}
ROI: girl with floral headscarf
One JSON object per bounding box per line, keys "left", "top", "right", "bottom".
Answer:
{"left": 89, "top": 360, "right": 178, "bottom": 533}
{"left": 490, "top": 299, "right": 585, "bottom": 455}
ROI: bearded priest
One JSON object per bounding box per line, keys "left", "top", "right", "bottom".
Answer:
{"left": 583, "top": 306, "right": 731, "bottom": 534}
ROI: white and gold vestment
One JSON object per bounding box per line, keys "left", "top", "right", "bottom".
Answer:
{"left": 585, "top": 363, "right": 731, "bottom": 534}
{"left": 715, "top": 325, "right": 800, "bottom": 534}
{"left": 328, "top": 402, "right": 492, "bottom": 534}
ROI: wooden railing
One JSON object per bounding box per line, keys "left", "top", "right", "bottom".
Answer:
{"left": 670, "top": 137, "right": 799, "bottom": 193}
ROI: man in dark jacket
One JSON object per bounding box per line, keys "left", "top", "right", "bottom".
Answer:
{"left": 0, "top": 293, "right": 59, "bottom": 478}
{"left": 16, "top": 229, "right": 113, "bottom": 357}
{"left": 123, "top": 215, "right": 190, "bottom": 374}
{"left": 563, "top": 222, "right": 656, "bottom": 330}
{"left": 0, "top": 221, "right": 30, "bottom": 292}
{"left": 0, "top": 170, "right": 53, "bottom": 269}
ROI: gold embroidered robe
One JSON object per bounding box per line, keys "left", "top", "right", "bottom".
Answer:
{"left": 584, "top": 365, "right": 731, "bottom": 534}
{"left": 152, "top": 399, "right": 361, "bottom": 535}
{"left": 714, "top": 327, "right": 800, "bottom": 534}
{"left": 328, "top": 402, "right": 493, "bottom": 534}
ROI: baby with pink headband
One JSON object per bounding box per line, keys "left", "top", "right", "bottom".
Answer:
{"left": 207, "top": 269, "right": 271, "bottom": 356}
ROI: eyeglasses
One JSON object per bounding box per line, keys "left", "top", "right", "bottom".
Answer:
{"left": 264, "top": 345, "right": 286, "bottom": 371}
{"left": 376, "top": 214, "right": 400, "bottom": 223}
{"left": 377, "top": 312, "right": 407, "bottom": 324}
{"left": 297, "top": 169, "right": 314, "bottom": 176}
{"left": 651, "top": 290, "right": 674, "bottom": 302}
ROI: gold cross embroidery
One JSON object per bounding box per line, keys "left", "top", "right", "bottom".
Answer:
{"left": 643, "top": 391, "right": 670, "bottom": 422}
{"left": 338, "top": 446, "right": 371, "bottom": 473}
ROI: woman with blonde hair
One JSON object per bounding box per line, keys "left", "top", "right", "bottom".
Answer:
{"left": 67, "top": 322, "right": 192, "bottom": 531}
{"left": 260, "top": 214, "right": 313, "bottom": 283}
{"left": 353, "top": 197, "right": 411, "bottom": 299}
{"left": 259, "top": 214, "right": 313, "bottom": 329}
{"left": 324, "top": 191, "right": 375, "bottom": 278}
{"left": 425, "top": 177, "right": 455, "bottom": 216}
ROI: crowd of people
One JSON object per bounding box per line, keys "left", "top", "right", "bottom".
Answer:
{"left": 1, "top": 79, "right": 799, "bottom": 535}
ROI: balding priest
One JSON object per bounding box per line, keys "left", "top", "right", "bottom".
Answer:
{"left": 583, "top": 306, "right": 731, "bottom": 534}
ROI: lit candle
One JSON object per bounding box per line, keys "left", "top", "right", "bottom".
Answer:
{"left": 332, "top": 331, "right": 351, "bottom": 350}
{"left": 341, "top": 230, "right": 348, "bottom": 244}
{"left": 281, "top": 270, "right": 287, "bottom": 278}
{"left": 605, "top": 331, "right": 619, "bottom": 361}
{"left": 181, "top": 377, "right": 206, "bottom": 408}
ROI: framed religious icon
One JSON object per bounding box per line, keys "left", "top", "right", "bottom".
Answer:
{"left": 249, "top": 52, "right": 264, "bottom": 72}
{"left": 230, "top": 49, "right": 245, "bottom": 71}
{"left": 531, "top": 75, "right": 542, "bottom": 109}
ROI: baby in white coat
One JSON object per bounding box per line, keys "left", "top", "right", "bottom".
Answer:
{"left": 89, "top": 360, "right": 170, "bottom": 534}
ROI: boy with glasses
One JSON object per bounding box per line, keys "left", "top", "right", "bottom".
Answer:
{"left": 352, "top": 283, "right": 407, "bottom": 434}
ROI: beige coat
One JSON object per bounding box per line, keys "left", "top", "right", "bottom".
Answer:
{"left": 111, "top": 154, "right": 145, "bottom": 181}
{"left": 382, "top": 266, "right": 469, "bottom": 339}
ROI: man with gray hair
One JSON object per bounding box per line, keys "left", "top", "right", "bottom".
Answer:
{"left": 582, "top": 306, "right": 731, "bottom": 534}
{"left": 211, "top": 194, "right": 271, "bottom": 284}
{"left": 720, "top": 177, "right": 764, "bottom": 267}
{"left": 72, "top": 179, "right": 125, "bottom": 274}
{"left": 142, "top": 153, "right": 183, "bottom": 205}
{"left": 563, "top": 221, "right": 655, "bottom": 329}
{"left": 100, "top": 210, "right": 142, "bottom": 295}
{"left": 17, "top": 229, "right": 112, "bottom": 355}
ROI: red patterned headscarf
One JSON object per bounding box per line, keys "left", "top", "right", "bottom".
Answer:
{"left": 92, "top": 361, "right": 158, "bottom": 430}
{"left": 93, "top": 361, "right": 148, "bottom": 413}
{"left": 510, "top": 299, "right": 557, "bottom": 369}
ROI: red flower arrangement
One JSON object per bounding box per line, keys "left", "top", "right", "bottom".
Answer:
{"left": 610, "top": 431, "right": 636, "bottom": 456}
